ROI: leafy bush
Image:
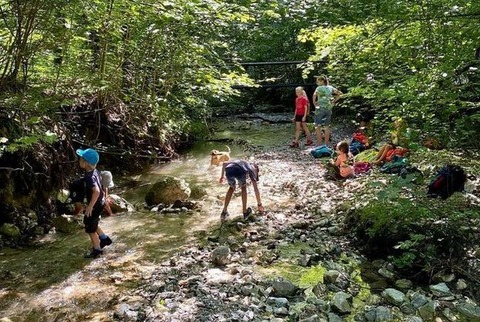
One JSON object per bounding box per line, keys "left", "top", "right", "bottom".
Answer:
{"left": 345, "top": 197, "right": 480, "bottom": 280}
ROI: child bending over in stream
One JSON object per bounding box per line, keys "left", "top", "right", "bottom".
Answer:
{"left": 219, "top": 160, "right": 265, "bottom": 221}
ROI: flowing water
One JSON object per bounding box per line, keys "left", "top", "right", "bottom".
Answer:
{"left": 0, "top": 119, "right": 295, "bottom": 321}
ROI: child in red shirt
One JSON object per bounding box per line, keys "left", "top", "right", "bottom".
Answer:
{"left": 290, "top": 87, "right": 314, "bottom": 148}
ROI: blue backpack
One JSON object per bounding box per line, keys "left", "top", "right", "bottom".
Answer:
{"left": 310, "top": 145, "right": 334, "bottom": 158}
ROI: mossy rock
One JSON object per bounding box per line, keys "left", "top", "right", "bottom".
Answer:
{"left": 145, "top": 175, "right": 191, "bottom": 206}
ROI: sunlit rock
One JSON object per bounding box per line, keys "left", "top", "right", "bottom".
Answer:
{"left": 145, "top": 175, "right": 191, "bottom": 205}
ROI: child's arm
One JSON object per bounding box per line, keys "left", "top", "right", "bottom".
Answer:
{"left": 85, "top": 185, "right": 100, "bottom": 217}
{"left": 219, "top": 162, "right": 229, "bottom": 183}
{"left": 332, "top": 88, "right": 343, "bottom": 104}
{"left": 312, "top": 91, "right": 317, "bottom": 106}
{"left": 303, "top": 100, "right": 308, "bottom": 120}
{"left": 334, "top": 156, "right": 342, "bottom": 167}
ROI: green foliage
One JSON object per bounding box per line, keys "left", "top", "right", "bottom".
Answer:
{"left": 298, "top": 265, "right": 326, "bottom": 288}
{"left": 299, "top": 0, "right": 480, "bottom": 148}
{"left": 347, "top": 195, "right": 480, "bottom": 276}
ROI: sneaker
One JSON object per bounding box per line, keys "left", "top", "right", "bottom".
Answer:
{"left": 100, "top": 236, "right": 113, "bottom": 248}
{"left": 289, "top": 141, "right": 299, "bottom": 148}
{"left": 84, "top": 248, "right": 103, "bottom": 259}
{"left": 243, "top": 207, "right": 253, "bottom": 221}
{"left": 306, "top": 139, "right": 314, "bottom": 146}
{"left": 220, "top": 210, "right": 230, "bottom": 221}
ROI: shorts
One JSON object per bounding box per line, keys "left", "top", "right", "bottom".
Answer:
{"left": 314, "top": 108, "right": 332, "bottom": 126}
{"left": 225, "top": 165, "right": 247, "bottom": 188}
{"left": 83, "top": 205, "right": 104, "bottom": 233}
{"left": 294, "top": 114, "right": 306, "bottom": 122}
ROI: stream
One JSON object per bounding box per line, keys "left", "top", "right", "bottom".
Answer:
{"left": 0, "top": 118, "right": 298, "bottom": 321}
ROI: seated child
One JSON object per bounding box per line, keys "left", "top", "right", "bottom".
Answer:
{"left": 350, "top": 126, "right": 370, "bottom": 155}
{"left": 372, "top": 118, "right": 409, "bottom": 165}
{"left": 325, "top": 141, "right": 354, "bottom": 180}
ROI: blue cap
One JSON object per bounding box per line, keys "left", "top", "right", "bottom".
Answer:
{"left": 76, "top": 148, "right": 99, "bottom": 165}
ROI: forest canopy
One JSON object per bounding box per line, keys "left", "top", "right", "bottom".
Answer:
{"left": 0, "top": 0, "right": 479, "bottom": 153}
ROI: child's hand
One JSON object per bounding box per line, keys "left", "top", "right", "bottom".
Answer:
{"left": 219, "top": 176, "right": 225, "bottom": 184}
{"left": 258, "top": 204, "right": 265, "bottom": 214}
{"left": 85, "top": 205, "right": 93, "bottom": 217}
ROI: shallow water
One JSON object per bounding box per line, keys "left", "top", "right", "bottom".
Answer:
{"left": 0, "top": 119, "right": 295, "bottom": 321}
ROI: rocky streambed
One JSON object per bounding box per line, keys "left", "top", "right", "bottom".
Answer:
{"left": 113, "top": 143, "right": 480, "bottom": 322}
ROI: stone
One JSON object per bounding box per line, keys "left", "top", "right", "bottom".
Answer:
{"left": 0, "top": 223, "right": 20, "bottom": 238}
{"left": 417, "top": 301, "right": 436, "bottom": 321}
{"left": 51, "top": 215, "right": 82, "bottom": 233}
{"left": 323, "top": 270, "right": 340, "bottom": 284}
{"left": 382, "top": 288, "right": 406, "bottom": 306}
{"left": 145, "top": 176, "right": 190, "bottom": 205}
{"left": 429, "top": 283, "right": 451, "bottom": 297}
{"left": 108, "top": 194, "right": 135, "bottom": 213}
{"left": 211, "top": 245, "right": 230, "bottom": 266}
{"left": 270, "top": 277, "right": 299, "bottom": 298}
{"left": 456, "top": 302, "right": 480, "bottom": 320}
{"left": 395, "top": 279, "right": 413, "bottom": 290}
{"left": 331, "top": 291, "right": 352, "bottom": 314}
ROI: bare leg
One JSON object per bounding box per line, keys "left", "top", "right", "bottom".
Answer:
{"left": 373, "top": 144, "right": 392, "bottom": 165}
{"left": 315, "top": 127, "right": 323, "bottom": 145}
{"left": 241, "top": 185, "right": 247, "bottom": 214}
{"left": 294, "top": 122, "right": 301, "bottom": 143}
{"left": 301, "top": 122, "right": 312, "bottom": 142}
{"left": 222, "top": 186, "right": 235, "bottom": 212}
{"left": 324, "top": 127, "right": 331, "bottom": 145}
{"left": 89, "top": 232, "right": 101, "bottom": 249}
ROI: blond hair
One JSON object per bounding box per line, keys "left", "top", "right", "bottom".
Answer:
{"left": 295, "top": 86, "right": 307, "bottom": 97}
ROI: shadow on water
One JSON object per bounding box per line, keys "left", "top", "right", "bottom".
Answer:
{"left": 0, "top": 119, "right": 294, "bottom": 321}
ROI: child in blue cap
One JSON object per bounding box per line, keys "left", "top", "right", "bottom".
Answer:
{"left": 76, "top": 148, "right": 113, "bottom": 258}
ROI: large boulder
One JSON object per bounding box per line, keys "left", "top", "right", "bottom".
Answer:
{"left": 145, "top": 176, "right": 191, "bottom": 206}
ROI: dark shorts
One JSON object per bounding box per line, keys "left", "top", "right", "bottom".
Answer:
{"left": 83, "top": 205, "right": 104, "bottom": 233}
{"left": 314, "top": 108, "right": 332, "bottom": 126}
{"left": 225, "top": 165, "right": 247, "bottom": 188}
{"left": 294, "top": 114, "right": 307, "bottom": 123}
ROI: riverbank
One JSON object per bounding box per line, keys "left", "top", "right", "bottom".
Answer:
{"left": 119, "top": 128, "right": 480, "bottom": 321}
{"left": 1, "top": 119, "right": 479, "bottom": 322}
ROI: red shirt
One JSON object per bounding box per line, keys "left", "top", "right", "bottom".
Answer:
{"left": 295, "top": 96, "right": 309, "bottom": 116}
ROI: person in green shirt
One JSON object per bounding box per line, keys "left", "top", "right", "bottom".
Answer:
{"left": 312, "top": 75, "right": 343, "bottom": 146}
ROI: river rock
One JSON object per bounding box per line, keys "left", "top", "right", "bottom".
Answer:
{"left": 270, "top": 277, "right": 299, "bottom": 298}
{"left": 51, "top": 214, "right": 82, "bottom": 233}
{"left": 145, "top": 175, "right": 191, "bottom": 205}
{"left": 211, "top": 245, "right": 230, "bottom": 266}
{"left": 331, "top": 291, "right": 352, "bottom": 314}
{"left": 455, "top": 301, "right": 480, "bottom": 320}
{"left": 429, "top": 282, "right": 451, "bottom": 297}
{"left": 382, "top": 288, "right": 406, "bottom": 306}
{"left": 0, "top": 223, "right": 21, "bottom": 238}
{"left": 108, "top": 194, "right": 135, "bottom": 213}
